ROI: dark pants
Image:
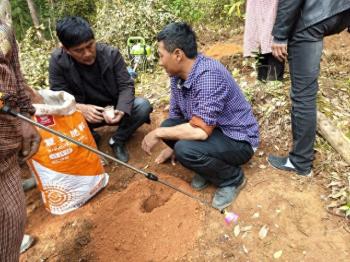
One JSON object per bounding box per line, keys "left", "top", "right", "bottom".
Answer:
{"left": 287, "top": 9, "right": 350, "bottom": 172}
{"left": 257, "top": 53, "right": 285, "bottom": 81}
{"left": 89, "top": 97, "right": 152, "bottom": 144}
{"left": 161, "top": 118, "right": 254, "bottom": 188}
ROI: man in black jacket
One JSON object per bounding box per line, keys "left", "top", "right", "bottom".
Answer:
{"left": 268, "top": 1, "right": 350, "bottom": 176}
{"left": 49, "top": 16, "right": 152, "bottom": 163}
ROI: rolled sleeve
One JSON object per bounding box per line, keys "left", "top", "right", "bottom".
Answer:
{"left": 189, "top": 115, "right": 215, "bottom": 136}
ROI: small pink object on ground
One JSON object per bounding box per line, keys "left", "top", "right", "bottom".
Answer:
{"left": 223, "top": 210, "right": 239, "bottom": 225}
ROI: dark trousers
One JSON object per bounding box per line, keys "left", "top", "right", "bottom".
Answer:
{"left": 89, "top": 97, "right": 152, "bottom": 144}
{"left": 161, "top": 118, "right": 254, "bottom": 188}
{"left": 257, "top": 53, "right": 285, "bottom": 81}
{"left": 287, "top": 9, "right": 350, "bottom": 172}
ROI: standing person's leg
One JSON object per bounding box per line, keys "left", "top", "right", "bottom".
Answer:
{"left": 266, "top": 53, "right": 285, "bottom": 81}
{"left": 0, "top": 155, "right": 26, "bottom": 262}
{"left": 287, "top": 39, "right": 323, "bottom": 173}
{"left": 257, "top": 54, "right": 269, "bottom": 81}
{"left": 269, "top": 10, "right": 350, "bottom": 175}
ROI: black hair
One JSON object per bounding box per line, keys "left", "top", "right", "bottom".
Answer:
{"left": 56, "top": 16, "right": 94, "bottom": 48}
{"left": 157, "top": 22, "right": 197, "bottom": 59}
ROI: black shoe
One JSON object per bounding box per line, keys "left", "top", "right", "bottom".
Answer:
{"left": 91, "top": 130, "right": 101, "bottom": 146}
{"left": 190, "top": 174, "right": 208, "bottom": 191}
{"left": 112, "top": 143, "right": 129, "bottom": 163}
{"left": 268, "top": 155, "right": 312, "bottom": 177}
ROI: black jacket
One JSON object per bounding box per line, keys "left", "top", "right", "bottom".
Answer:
{"left": 272, "top": 0, "right": 350, "bottom": 40}
{"left": 49, "top": 43, "right": 135, "bottom": 115}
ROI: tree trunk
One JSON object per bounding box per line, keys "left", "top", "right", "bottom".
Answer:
{"left": 0, "top": 0, "right": 12, "bottom": 26}
{"left": 26, "top": 0, "right": 44, "bottom": 40}
{"left": 317, "top": 111, "right": 350, "bottom": 165}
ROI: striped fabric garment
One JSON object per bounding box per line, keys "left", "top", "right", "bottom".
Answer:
{"left": 0, "top": 21, "right": 34, "bottom": 261}
{"left": 0, "top": 154, "right": 26, "bottom": 262}
{"left": 0, "top": 21, "right": 35, "bottom": 159}
{"left": 243, "top": 0, "right": 279, "bottom": 57}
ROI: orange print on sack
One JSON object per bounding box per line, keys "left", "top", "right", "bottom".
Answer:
{"left": 30, "top": 111, "right": 104, "bottom": 176}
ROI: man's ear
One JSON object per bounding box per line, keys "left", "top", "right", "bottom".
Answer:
{"left": 173, "top": 48, "right": 184, "bottom": 62}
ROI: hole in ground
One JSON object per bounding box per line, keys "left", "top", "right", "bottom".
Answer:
{"left": 141, "top": 188, "right": 174, "bottom": 213}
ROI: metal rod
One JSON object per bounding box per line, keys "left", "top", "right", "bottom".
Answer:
{"left": 2, "top": 105, "right": 212, "bottom": 207}
{"left": 15, "top": 112, "right": 149, "bottom": 175}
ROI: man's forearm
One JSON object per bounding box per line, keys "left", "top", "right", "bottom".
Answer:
{"left": 155, "top": 123, "right": 208, "bottom": 141}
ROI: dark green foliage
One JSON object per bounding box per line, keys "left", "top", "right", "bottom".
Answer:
{"left": 10, "top": 0, "right": 32, "bottom": 39}
{"left": 10, "top": 0, "right": 96, "bottom": 40}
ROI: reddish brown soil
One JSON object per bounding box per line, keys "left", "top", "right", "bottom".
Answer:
{"left": 20, "top": 111, "right": 350, "bottom": 262}
{"left": 20, "top": 32, "right": 350, "bottom": 262}
{"left": 204, "top": 43, "right": 242, "bottom": 59}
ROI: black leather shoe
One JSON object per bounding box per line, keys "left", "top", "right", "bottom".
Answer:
{"left": 91, "top": 130, "right": 101, "bottom": 146}
{"left": 112, "top": 143, "right": 129, "bottom": 163}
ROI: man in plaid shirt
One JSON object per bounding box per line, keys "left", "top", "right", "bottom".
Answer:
{"left": 0, "top": 21, "right": 41, "bottom": 261}
{"left": 142, "top": 22, "right": 259, "bottom": 210}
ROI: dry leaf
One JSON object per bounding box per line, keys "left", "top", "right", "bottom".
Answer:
{"left": 233, "top": 225, "right": 240, "bottom": 237}
{"left": 259, "top": 225, "right": 269, "bottom": 239}
{"left": 273, "top": 250, "right": 283, "bottom": 259}
{"left": 327, "top": 181, "right": 343, "bottom": 187}
{"left": 251, "top": 212, "right": 260, "bottom": 219}
{"left": 243, "top": 245, "right": 249, "bottom": 254}
{"left": 241, "top": 225, "right": 252, "bottom": 232}
{"left": 259, "top": 164, "right": 267, "bottom": 169}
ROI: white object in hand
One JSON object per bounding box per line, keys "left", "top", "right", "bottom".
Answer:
{"left": 104, "top": 106, "right": 115, "bottom": 120}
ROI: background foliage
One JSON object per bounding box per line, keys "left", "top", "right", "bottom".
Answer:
{"left": 16, "top": 0, "right": 242, "bottom": 89}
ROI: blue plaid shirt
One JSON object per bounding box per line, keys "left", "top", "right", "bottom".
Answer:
{"left": 169, "top": 54, "right": 259, "bottom": 148}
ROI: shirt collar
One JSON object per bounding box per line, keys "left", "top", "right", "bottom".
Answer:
{"left": 176, "top": 54, "right": 203, "bottom": 89}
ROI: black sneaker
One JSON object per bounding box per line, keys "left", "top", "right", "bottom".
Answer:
{"left": 91, "top": 130, "right": 101, "bottom": 146}
{"left": 268, "top": 155, "right": 313, "bottom": 177}
{"left": 112, "top": 143, "right": 129, "bottom": 163}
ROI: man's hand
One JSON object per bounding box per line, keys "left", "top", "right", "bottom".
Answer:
{"left": 20, "top": 121, "right": 41, "bottom": 163}
{"left": 77, "top": 104, "right": 104, "bottom": 123}
{"left": 271, "top": 42, "right": 288, "bottom": 62}
{"left": 155, "top": 147, "right": 175, "bottom": 165}
{"left": 142, "top": 129, "right": 161, "bottom": 155}
{"left": 103, "top": 110, "right": 125, "bottom": 124}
